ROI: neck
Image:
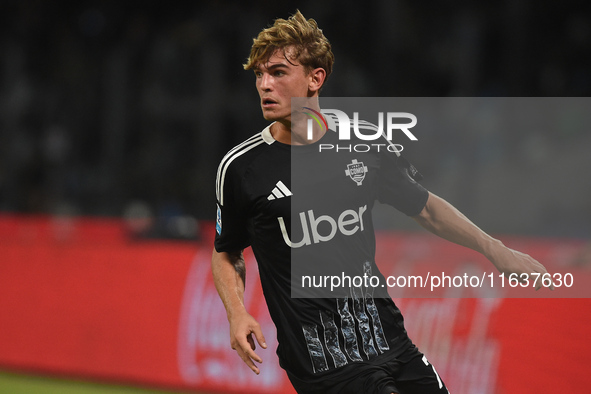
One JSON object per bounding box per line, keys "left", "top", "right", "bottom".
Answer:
{"left": 271, "top": 98, "right": 325, "bottom": 145}
{"left": 270, "top": 120, "right": 325, "bottom": 145}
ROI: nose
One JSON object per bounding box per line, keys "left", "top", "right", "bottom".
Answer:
{"left": 259, "top": 73, "right": 272, "bottom": 91}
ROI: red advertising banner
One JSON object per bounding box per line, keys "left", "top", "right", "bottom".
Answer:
{"left": 0, "top": 215, "right": 590, "bottom": 393}
{"left": 0, "top": 215, "right": 296, "bottom": 393}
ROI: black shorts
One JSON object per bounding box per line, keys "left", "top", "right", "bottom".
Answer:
{"left": 291, "top": 352, "right": 449, "bottom": 394}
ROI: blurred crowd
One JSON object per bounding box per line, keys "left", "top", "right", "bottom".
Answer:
{"left": 0, "top": 0, "right": 589, "bottom": 238}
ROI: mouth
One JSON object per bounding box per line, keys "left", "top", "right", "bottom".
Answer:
{"left": 262, "top": 98, "right": 278, "bottom": 108}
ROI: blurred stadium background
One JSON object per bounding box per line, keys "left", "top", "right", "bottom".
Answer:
{"left": 1, "top": 1, "right": 590, "bottom": 393}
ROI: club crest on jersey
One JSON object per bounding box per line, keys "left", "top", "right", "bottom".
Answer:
{"left": 345, "top": 159, "right": 368, "bottom": 186}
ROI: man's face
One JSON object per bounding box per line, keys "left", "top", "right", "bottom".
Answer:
{"left": 254, "top": 48, "right": 313, "bottom": 123}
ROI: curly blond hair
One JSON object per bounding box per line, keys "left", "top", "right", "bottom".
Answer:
{"left": 243, "top": 10, "right": 334, "bottom": 81}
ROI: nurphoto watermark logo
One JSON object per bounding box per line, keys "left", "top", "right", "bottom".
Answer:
{"left": 302, "top": 107, "right": 418, "bottom": 153}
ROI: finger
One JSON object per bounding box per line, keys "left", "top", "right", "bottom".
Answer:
{"left": 547, "top": 276, "right": 555, "bottom": 291}
{"left": 235, "top": 345, "right": 260, "bottom": 374}
{"left": 535, "top": 277, "right": 542, "bottom": 291}
{"left": 535, "top": 280, "right": 554, "bottom": 291}
{"left": 240, "top": 337, "right": 263, "bottom": 364}
{"left": 534, "top": 274, "right": 546, "bottom": 291}
{"left": 533, "top": 271, "right": 555, "bottom": 291}
{"left": 252, "top": 324, "right": 268, "bottom": 349}
{"left": 544, "top": 271, "right": 555, "bottom": 291}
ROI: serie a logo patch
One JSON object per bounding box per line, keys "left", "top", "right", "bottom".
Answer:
{"left": 216, "top": 204, "right": 222, "bottom": 234}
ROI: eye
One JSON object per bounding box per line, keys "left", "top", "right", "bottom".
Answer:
{"left": 254, "top": 71, "right": 262, "bottom": 78}
{"left": 274, "top": 70, "right": 285, "bottom": 77}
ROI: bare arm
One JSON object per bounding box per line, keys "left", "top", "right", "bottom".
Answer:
{"left": 412, "top": 192, "right": 553, "bottom": 290}
{"left": 211, "top": 249, "right": 267, "bottom": 374}
{"left": 212, "top": 249, "right": 246, "bottom": 313}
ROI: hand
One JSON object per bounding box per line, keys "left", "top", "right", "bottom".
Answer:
{"left": 229, "top": 311, "right": 267, "bottom": 374}
{"left": 488, "top": 245, "right": 554, "bottom": 290}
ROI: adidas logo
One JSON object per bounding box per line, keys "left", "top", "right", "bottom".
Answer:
{"left": 267, "top": 181, "right": 292, "bottom": 200}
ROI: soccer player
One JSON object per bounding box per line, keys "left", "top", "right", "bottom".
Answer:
{"left": 212, "top": 11, "right": 551, "bottom": 394}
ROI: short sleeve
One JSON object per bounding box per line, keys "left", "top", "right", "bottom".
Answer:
{"left": 377, "top": 152, "right": 429, "bottom": 216}
{"left": 214, "top": 162, "right": 251, "bottom": 252}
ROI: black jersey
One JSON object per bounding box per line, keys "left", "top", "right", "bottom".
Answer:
{"left": 214, "top": 124, "right": 429, "bottom": 388}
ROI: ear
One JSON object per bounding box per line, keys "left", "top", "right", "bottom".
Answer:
{"left": 308, "top": 67, "right": 326, "bottom": 95}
